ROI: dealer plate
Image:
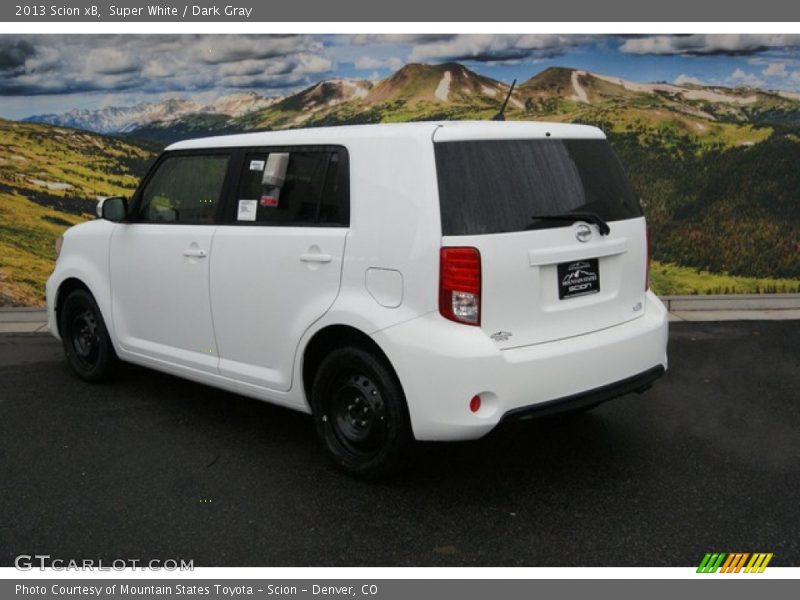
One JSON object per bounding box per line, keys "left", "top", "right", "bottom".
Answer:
{"left": 557, "top": 258, "right": 600, "bottom": 299}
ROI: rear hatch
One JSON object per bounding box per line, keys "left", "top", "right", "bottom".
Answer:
{"left": 434, "top": 129, "right": 647, "bottom": 349}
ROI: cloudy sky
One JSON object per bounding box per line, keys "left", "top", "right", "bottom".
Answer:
{"left": 2, "top": 34, "right": 800, "bottom": 119}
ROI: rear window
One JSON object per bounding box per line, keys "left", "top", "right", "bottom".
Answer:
{"left": 434, "top": 139, "right": 641, "bottom": 236}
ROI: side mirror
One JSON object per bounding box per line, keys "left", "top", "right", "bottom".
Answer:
{"left": 96, "top": 196, "right": 127, "bottom": 222}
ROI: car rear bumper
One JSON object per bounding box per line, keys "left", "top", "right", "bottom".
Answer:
{"left": 498, "top": 364, "right": 665, "bottom": 422}
{"left": 372, "top": 290, "right": 669, "bottom": 441}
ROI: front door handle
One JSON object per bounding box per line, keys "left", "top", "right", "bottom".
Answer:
{"left": 183, "top": 248, "right": 207, "bottom": 258}
{"left": 299, "top": 252, "right": 332, "bottom": 263}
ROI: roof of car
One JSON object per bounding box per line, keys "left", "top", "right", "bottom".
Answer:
{"left": 166, "top": 120, "right": 606, "bottom": 151}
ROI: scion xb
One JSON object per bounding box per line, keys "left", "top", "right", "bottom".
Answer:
{"left": 47, "top": 121, "right": 668, "bottom": 477}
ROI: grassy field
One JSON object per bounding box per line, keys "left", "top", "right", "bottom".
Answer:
{"left": 0, "top": 192, "right": 85, "bottom": 305}
{"left": 0, "top": 119, "right": 154, "bottom": 306}
{"left": 649, "top": 260, "right": 800, "bottom": 296}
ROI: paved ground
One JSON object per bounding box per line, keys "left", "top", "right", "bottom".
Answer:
{"left": 0, "top": 322, "right": 798, "bottom": 567}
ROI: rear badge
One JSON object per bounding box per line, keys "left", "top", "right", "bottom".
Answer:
{"left": 490, "top": 331, "right": 513, "bottom": 342}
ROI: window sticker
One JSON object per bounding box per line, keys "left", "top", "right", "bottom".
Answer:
{"left": 249, "top": 160, "right": 266, "bottom": 171}
{"left": 237, "top": 199, "right": 258, "bottom": 221}
{"left": 260, "top": 194, "right": 279, "bottom": 208}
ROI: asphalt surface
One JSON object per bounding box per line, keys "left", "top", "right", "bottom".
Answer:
{"left": 1, "top": 322, "right": 798, "bottom": 567}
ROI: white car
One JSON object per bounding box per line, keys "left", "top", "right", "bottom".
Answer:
{"left": 47, "top": 121, "right": 668, "bottom": 477}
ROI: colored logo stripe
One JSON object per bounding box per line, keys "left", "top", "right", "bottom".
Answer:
{"left": 719, "top": 553, "right": 750, "bottom": 573}
{"left": 697, "top": 553, "right": 726, "bottom": 573}
{"left": 745, "top": 553, "right": 773, "bottom": 573}
{"left": 697, "top": 552, "right": 773, "bottom": 573}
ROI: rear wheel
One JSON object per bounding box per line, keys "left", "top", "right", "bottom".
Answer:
{"left": 59, "top": 288, "right": 117, "bottom": 382}
{"left": 311, "top": 346, "right": 411, "bottom": 478}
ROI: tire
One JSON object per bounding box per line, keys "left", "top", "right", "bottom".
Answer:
{"left": 311, "top": 346, "right": 411, "bottom": 478}
{"left": 59, "top": 288, "right": 118, "bottom": 382}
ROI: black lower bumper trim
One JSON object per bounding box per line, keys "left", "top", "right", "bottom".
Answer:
{"left": 499, "top": 365, "right": 666, "bottom": 423}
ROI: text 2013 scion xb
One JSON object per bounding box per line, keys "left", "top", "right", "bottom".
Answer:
{"left": 47, "top": 121, "right": 668, "bottom": 477}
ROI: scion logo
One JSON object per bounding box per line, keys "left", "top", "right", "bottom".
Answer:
{"left": 696, "top": 552, "right": 773, "bottom": 573}
{"left": 575, "top": 224, "right": 592, "bottom": 243}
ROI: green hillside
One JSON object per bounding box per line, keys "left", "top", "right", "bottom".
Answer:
{"left": 610, "top": 131, "right": 800, "bottom": 280}
{"left": 0, "top": 119, "right": 155, "bottom": 306}
{"left": 127, "top": 113, "right": 237, "bottom": 145}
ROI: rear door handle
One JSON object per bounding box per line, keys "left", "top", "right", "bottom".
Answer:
{"left": 183, "top": 248, "right": 207, "bottom": 258}
{"left": 299, "top": 253, "right": 332, "bottom": 263}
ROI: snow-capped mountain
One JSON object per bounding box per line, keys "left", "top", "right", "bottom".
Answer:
{"left": 25, "top": 92, "right": 280, "bottom": 134}
{"left": 198, "top": 91, "right": 280, "bottom": 117}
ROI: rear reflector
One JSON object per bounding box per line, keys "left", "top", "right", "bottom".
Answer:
{"left": 439, "top": 247, "right": 481, "bottom": 325}
{"left": 469, "top": 395, "right": 481, "bottom": 413}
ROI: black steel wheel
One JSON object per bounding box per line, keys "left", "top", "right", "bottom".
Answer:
{"left": 330, "top": 373, "right": 389, "bottom": 456}
{"left": 311, "top": 346, "right": 411, "bottom": 478}
{"left": 59, "top": 288, "right": 118, "bottom": 382}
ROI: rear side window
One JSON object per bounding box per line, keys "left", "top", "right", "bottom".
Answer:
{"left": 234, "top": 149, "right": 348, "bottom": 226}
{"left": 137, "top": 154, "right": 230, "bottom": 224}
{"left": 435, "top": 139, "right": 641, "bottom": 235}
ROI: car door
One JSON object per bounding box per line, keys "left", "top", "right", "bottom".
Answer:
{"left": 110, "top": 151, "right": 233, "bottom": 372}
{"left": 209, "top": 147, "right": 349, "bottom": 392}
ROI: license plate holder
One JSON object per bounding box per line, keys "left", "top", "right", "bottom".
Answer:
{"left": 558, "top": 258, "right": 600, "bottom": 299}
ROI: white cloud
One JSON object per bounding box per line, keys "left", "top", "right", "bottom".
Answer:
{"left": 193, "top": 36, "right": 317, "bottom": 65}
{"left": 141, "top": 60, "right": 172, "bottom": 79}
{"left": 762, "top": 62, "right": 788, "bottom": 77}
{"left": 85, "top": 48, "right": 137, "bottom": 76}
{"left": 409, "top": 34, "right": 589, "bottom": 62}
{"left": 218, "top": 59, "right": 272, "bottom": 78}
{"left": 730, "top": 68, "right": 765, "bottom": 88}
{"left": 295, "top": 53, "right": 333, "bottom": 75}
{"left": 674, "top": 74, "right": 703, "bottom": 86}
{"left": 353, "top": 56, "right": 402, "bottom": 70}
{"left": 0, "top": 35, "right": 334, "bottom": 96}
{"left": 621, "top": 34, "right": 800, "bottom": 56}
{"left": 346, "top": 34, "right": 455, "bottom": 46}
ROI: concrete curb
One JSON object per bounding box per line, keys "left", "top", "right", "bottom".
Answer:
{"left": 660, "top": 294, "right": 800, "bottom": 311}
{"left": 0, "top": 308, "right": 49, "bottom": 332}
{"left": 661, "top": 294, "right": 800, "bottom": 322}
{"left": 0, "top": 307, "right": 48, "bottom": 321}
{"left": 1, "top": 295, "right": 799, "bottom": 333}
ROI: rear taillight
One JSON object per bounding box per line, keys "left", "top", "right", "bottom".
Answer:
{"left": 645, "top": 225, "right": 651, "bottom": 291}
{"left": 439, "top": 247, "right": 481, "bottom": 325}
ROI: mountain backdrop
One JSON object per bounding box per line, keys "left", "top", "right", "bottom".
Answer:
{"left": 3, "top": 62, "right": 800, "bottom": 306}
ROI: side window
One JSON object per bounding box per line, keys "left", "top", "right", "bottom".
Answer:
{"left": 137, "top": 154, "right": 230, "bottom": 224}
{"left": 234, "top": 149, "right": 348, "bottom": 226}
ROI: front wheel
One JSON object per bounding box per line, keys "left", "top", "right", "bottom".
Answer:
{"left": 59, "top": 288, "right": 118, "bottom": 382}
{"left": 311, "top": 346, "right": 411, "bottom": 478}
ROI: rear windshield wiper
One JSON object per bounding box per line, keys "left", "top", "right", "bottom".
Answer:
{"left": 527, "top": 212, "right": 611, "bottom": 236}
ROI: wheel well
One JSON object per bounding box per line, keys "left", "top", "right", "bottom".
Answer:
{"left": 302, "top": 325, "right": 399, "bottom": 404}
{"left": 54, "top": 278, "right": 91, "bottom": 337}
